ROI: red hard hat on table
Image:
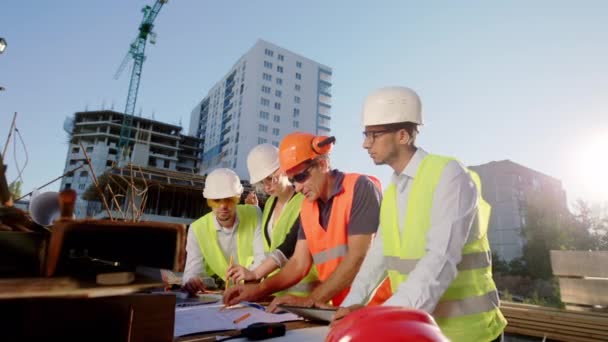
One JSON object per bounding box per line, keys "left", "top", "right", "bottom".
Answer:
{"left": 326, "top": 306, "right": 449, "bottom": 342}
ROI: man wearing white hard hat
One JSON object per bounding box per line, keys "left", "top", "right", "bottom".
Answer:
{"left": 182, "top": 168, "right": 265, "bottom": 295}
{"left": 335, "top": 87, "right": 507, "bottom": 342}
{"left": 226, "top": 144, "right": 319, "bottom": 297}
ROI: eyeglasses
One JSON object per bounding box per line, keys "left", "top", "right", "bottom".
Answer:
{"left": 262, "top": 172, "right": 280, "bottom": 187}
{"left": 288, "top": 163, "right": 316, "bottom": 184}
{"left": 208, "top": 197, "right": 239, "bottom": 208}
{"left": 362, "top": 129, "right": 398, "bottom": 144}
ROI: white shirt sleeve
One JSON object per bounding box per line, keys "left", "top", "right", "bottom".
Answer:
{"left": 341, "top": 229, "right": 388, "bottom": 306}
{"left": 183, "top": 226, "right": 207, "bottom": 283}
{"left": 250, "top": 206, "right": 266, "bottom": 270}
{"left": 383, "top": 160, "right": 478, "bottom": 312}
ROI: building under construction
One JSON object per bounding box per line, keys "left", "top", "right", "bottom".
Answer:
{"left": 60, "top": 110, "right": 204, "bottom": 219}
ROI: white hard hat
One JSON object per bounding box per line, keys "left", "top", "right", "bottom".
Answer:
{"left": 362, "top": 86, "right": 423, "bottom": 126}
{"left": 203, "top": 168, "right": 243, "bottom": 199}
{"left": 247, "top": 144, "right": 280, "bottom": 184}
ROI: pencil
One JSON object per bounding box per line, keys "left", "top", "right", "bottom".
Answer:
{"left": 233, "top": 313, "right": 251, "bottom": 324}
{"left": 227, "top": 255, "right": 234, "bottom": 289}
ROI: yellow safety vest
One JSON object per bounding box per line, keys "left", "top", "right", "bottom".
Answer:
{"left": 380, "top": 154, "right": 507, "bottom": 342}
{"left": 191, "top": 205, "right": 258, "bottom": 281}
{"left": 262, "top": 194, "right": 320, "bottom": 296}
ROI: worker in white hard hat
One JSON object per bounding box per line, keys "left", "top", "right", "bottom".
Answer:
{"left": 225, "top": 144, "right": 320, "bottom": 297}
{"left": 334, "top": 86, "right": 507, "bottom": 342}
{"left": 182, "top": 168, "right": 265, "bottom": 295}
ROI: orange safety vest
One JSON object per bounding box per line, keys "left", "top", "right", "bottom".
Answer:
{"left": 300, "top": 173, "right": 392, "bottom": 306}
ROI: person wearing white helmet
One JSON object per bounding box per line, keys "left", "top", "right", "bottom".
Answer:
{"left": 335, "top": 86, "right": 507, "bottom": 342}
{"left": 225, "top": 144, "right": 319, "bottom": 297}
{"left": 182, "top": 168, "right": 265, "bottom": 295}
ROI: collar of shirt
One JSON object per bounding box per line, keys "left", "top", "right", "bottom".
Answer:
{"left": 318, "top": 169, "right": 345, "bottom": 203}
{"left": 391, "top": 148, "right": 428, "bottom": 192}
{"left": 213, "top": 213, "right": 240, "bottom": 235}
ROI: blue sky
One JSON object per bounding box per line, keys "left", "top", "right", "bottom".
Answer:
{"left": 1, "top": 0, "right": 607, "bottom": 205}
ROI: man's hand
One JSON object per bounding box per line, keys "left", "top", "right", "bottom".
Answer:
{"left": 182, "top": 277, "right": 205, "bottom": 296}
{"left": 267, "top": 294, "right": 317, "bottom": 313}
{"left": 245, "top": 191, "right": 258, "bottom": 206}
{"left": 223, "top": 283, "right": 262, "bottom": 306}
{"left": 331, "top": 304, "right": 365, "bottom": 326}
{"left": 227, "top": 265, "right": 258, "bottom": 283}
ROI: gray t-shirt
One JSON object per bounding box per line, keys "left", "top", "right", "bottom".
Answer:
{"left": 297, "top": 170, "right": 382, "bottom": 240}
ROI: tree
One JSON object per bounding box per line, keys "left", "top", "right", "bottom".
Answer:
{"left": 8, "top": 180, "right": 22, "bottom": 199}
{"left": 521, "top": 191, "right": 569, "bottom": 279}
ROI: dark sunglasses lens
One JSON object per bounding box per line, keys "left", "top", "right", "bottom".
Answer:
{"left": 289, "top": 169, "right": 310, "bottom": 184}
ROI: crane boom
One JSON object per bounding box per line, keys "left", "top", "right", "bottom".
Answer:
{"left": 116, "top": 0, "right": 167, "bottom": 161}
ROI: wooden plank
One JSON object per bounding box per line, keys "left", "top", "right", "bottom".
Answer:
{"left": 501, "top": 302, "right": 608, "bottom": 327}
{"left": 559, "top": 278, "right": 608, "bottom": 306}
{"left": 505, "top": 326, "right": 601, "bottom": 342}
{"left": 507, "top": 317, "right": 608, "bottom": 337}
{"left": 0, "top": 276, "right": 162, "bottom": 299}
{"left": 550, "top": 250, "right": 608, "bottom": 277}
{"left": 504, "top": 312, "right": 608, "bottom": 332}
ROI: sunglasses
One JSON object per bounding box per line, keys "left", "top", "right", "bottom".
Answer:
{"left": 288, "top": 163, "right": 316, "bottom": 184}
{"left": 208, "top": 197, "right": 239, "bottom": 208}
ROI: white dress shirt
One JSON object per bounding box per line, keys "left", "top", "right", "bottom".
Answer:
{"left": 341, "top": 148, "right": 479, "bottom": 313}
{"left": 182, "top": 206, "right": 265, "bottom": 283}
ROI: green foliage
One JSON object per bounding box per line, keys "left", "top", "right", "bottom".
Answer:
{"left": 8, "top": 180, "right": 22, "bottom": 199}
{"left": 520, "top": 193, "right": 607, "bottom": 280}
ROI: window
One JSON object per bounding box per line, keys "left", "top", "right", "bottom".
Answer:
{"left": 296, "top": 61, "right": 302, "bottom": 68}
{"left": 294, "top": 96, "right": 301, "bottom": 103}
{"left": 258, "top": 124, "right": 268, "bottom": 132}
{"left": 272, "top": 128, "right": 280, "bottom": 136}
{"left": 261, "top": 98, "right": 270, "bottom": 106}
{"left": 276, "top": 78, "right": 283, "bottom": 85}
{"left": 277, "top": 66, "right": 283, "bottom": 73}
{"left": 86, "top": 146, "right": 93, "bottom": 153}
{"left": 264, "top": 49, "right": 274, "bottom": 57}
{"left": 293, "top": 108, "right": 300, "bottom": 117}
{"left": 274, "top": 102, "right": 281, "bottom": 110}
{"left": 275, "top": 90, "right": 282, "bottom": 97}
{"left": 78, "top": 183, "right": 86, "bottom": 190}
{"left": 80, "top": 171, "right": 88, "bottom": 177}
{"left": 263, "top": 73, "right": 272, "bottom": 81}
{"left": 258, "top": 137, "right": 268, "bottom": 144}
{"left": 295, "top": 72, "right": 302, "bottom": 80}
{"left": 278, "top": 54, "right": 284, "bottom": 61}
{"left": 272, "top": 141, "right": 279, "bottom": 147}
{"left": 262, "top": 85, "right": 271, "bottom": 93}
{"left": 295, "top": 84, "right": 301, "bottom": 91}
{"left": 293, "top": 120, "right": 299, "bottom": 128}
{"left": 264, "top": 61, "right": 272, "bottom": 69}
{"left": 65, "top": 183, "right": 71, "bottom": 190}
{"left": 259, "top": 111, "right": 269, "bottom": 119}
{"left": 71, "top": 147, "right": 79, "bottom": 153}
{"left": 273, "top": 115, "right": 281, "bottom": 123}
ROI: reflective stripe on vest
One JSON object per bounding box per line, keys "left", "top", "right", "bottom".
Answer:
{"left": 384, "top": 250, "right": 492, "bottom": 274}
{"left": 312, "top": 244, "right": 348, "bottom": 264}
{"left": 301, "top": 173, "right": 381, "bottom": 306}
{"left": 191, "top": 205, "right": 258, "bottom": 281}
{"left": 380, "top": 154, "right": 507, "bottom": 342}
{"left": 433, "top": 290, "right": 499, "bottom": 319}
{"left": 262, "top": 193, "right": 319, "bottom": 297}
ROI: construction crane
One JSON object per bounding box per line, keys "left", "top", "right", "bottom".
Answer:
{"left": 114, "top": 0, "right": 168, "bottom": 161}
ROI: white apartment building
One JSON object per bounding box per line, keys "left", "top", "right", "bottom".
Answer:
{"left": 189, "top": 39, "right": 332, "bottom": 180}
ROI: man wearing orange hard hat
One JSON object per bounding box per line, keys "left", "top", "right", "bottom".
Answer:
{"left": 223, "top": 132, "right": 391, "bottom": 310}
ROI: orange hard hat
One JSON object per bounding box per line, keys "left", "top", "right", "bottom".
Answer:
{"left": 278, "top": 132, "right": 335, "bottom": 172}
{"left": 326, "top": 306, "right": 449, "bottom": 342}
